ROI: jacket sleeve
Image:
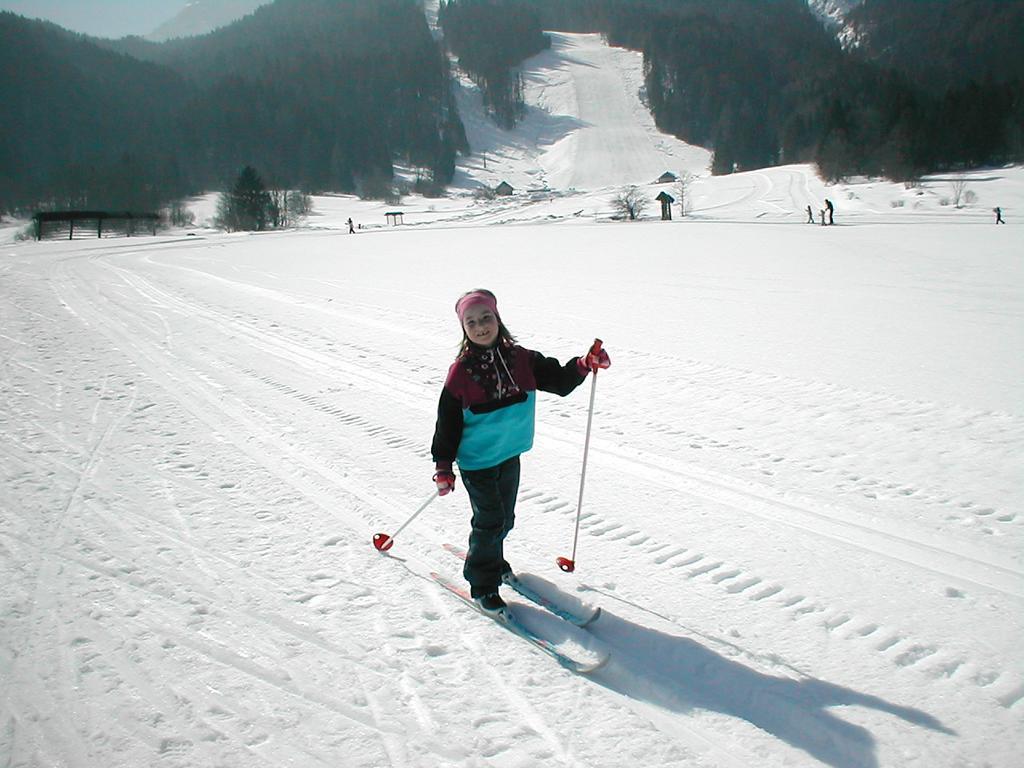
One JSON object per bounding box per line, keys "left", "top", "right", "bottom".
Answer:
{"left": 530, "top": 350, "right": 587, "bottom": 397}
{"left": 431, "top": 387, "right": 464, "bottom": 471}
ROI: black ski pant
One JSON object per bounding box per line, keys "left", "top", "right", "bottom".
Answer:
{"left": 461, "top": 455, "right": 520, "bottom": 598}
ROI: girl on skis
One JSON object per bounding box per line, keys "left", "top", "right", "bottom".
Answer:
{"left": 431, "top": 289, "right": 610, "bottom": 614}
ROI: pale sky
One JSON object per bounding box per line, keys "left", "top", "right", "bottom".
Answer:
{"left": 0, "top": 1, "right": 182, "bottom": 38}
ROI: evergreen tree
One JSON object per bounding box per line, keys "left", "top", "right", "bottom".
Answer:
{"left": 439, "top": 0, "right": 550, "bottom": 128}
{"left": 218, "top": 166, "right": 273, "bottom": 231}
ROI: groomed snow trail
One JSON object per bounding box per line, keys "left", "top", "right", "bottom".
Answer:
{"left": 2, "top": 213, "right": 1021, "bottom": 767}
{"left": 1, "top": 239, "right": 742, "bottom": 767}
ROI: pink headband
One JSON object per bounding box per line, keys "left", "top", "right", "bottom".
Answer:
{"left": 455, "top": 290, "right": 498, "bottom": 322}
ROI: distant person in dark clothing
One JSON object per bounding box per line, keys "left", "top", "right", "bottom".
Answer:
{"left": 825, "top": 199, "right": 834, "bottom": 225}
{"left": 348, "top": 217, "right": 355, "bottom": 234}
{"left": 994, "top": 207, "right": 1005, "bottom": 224}
{"left": 806, "top": 205, "right": 814, "bottom": 224}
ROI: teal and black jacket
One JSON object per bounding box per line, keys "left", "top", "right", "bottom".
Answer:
{"left": 432, "top": 342, "right": 587, "bottom": 472}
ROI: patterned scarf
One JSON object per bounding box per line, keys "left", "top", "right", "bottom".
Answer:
{"left": 461, "top": 342, "right": 520, "bottom": 400}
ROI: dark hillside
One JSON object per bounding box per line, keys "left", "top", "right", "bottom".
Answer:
{"left": 435, "top": 0, "right": 1023, "bottom": 179}
{"left": 0, "top": 12, "right": 192, "bottom": 212}
{"left": 846, "top": 0, "right": 1024, "bottom": 90}
{"left": 1, "top": 0, "right": 466, "bottom": 214}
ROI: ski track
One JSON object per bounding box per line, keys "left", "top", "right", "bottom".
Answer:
{"left": 3, "top": 248, "right": 734, "bottom": 767}
{"left": 122, "top": 252, "right": 1022, "bottom": 558}
{"left": 3, "top": 256, "right": 428, "bottom": 766}
{"left": 2, "top": 236, "right": 1018, "bottom": 766}
{"left": 127, "top": 254, "right": 1018, "bottom": 598}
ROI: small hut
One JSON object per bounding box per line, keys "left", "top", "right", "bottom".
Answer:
{"left": 385, "top": 211, "right": 404, "bottom": 226}
{"left": 655, "top": 171, "right": 678, "bottom": 184}
{"left": 494, "top": 181, "right": 514, "bottom": 197}
{"left": 655, "top": 191, "right": 675, "bottom": 221}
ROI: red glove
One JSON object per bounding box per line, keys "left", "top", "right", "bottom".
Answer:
{"left": 433, "top": 469, "right": 456, "bottom": 496}
{"left": 578, "top": 339, "right": 610, "bottom": 374}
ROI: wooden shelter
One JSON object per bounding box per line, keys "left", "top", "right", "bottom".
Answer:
{"left": 655, "top": 191, "right": 675, "bottom": 220}
{"left": 494, "top": 181, "right": 514, "bottom": 196}
{"left": 33, "top": 210, "right": 159, "bottom": 241}
{"left": 385, "top": 211, "right": 404, "bottom": 226}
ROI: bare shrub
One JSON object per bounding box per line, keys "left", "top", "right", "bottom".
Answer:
{"left": 611, "top": 185, "right": 647, "bottom": 220}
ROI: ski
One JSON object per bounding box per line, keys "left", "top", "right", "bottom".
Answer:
{"left": 430, "top": 570, "right": 608, "bottom": 674}
{"left": 503, "top": 573, "right": 602, "bottom": 628}
{"left": 442, "top": 543, "right": 601, "bottom": 627}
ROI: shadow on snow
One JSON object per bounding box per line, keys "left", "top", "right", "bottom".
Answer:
{"left": 544, "top": 584, "right": 955, "bottom": 768}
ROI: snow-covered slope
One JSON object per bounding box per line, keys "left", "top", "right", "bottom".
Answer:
{"left": 2, "top": 22, "right": 1022, "bottom": 768}
{"left": 807, "top": 0, "right": 864, "bottom": 27}
{"left": 450, "top": 32, "right": 711, "bottom": 193}
{"left": 806, "top": 0, "right": 865, "bottom": 49}
{"left": 147, "top": 0, "right": 269, "bottom": 42}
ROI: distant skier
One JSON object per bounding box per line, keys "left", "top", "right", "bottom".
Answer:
{"left": 825, "top": 199, "right": 834, "bottom": 225}
{"left": 994, "top": 207, "right": 1005, "bottom": 224}
{"left": 431, "top": 289, "right": 610, "bottom": 615}
{"left": 348, "top": 217, "right": 355, "bottom": 234}
{"left": 806, "top": 205, "right": 814, "bottom": 224}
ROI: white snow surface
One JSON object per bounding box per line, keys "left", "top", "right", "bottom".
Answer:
{"left": 2, "top": 29, "right": 1023, "bottom": 768}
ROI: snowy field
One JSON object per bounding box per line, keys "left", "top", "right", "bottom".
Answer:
{"left": 3, "top": 27, "right": 1023, "bottom": 768}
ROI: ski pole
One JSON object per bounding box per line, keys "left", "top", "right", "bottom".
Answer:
{"left": 557, "top": 339, "right": 602, "bottom": 574}
{"left": 373, "top": 490, "right": 440, "bottom": 552}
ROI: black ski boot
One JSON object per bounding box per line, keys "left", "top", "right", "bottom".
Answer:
{"left": 474, "top": 592, "right": 507, "bottom": 616}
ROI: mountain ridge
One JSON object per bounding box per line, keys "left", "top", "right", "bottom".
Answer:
{"left": 147, "top": 0, "right": 270, "bottom": 42}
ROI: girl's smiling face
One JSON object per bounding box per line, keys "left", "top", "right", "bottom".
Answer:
{"left": 461, "top": 304, "right": 499, "bottom": 347}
